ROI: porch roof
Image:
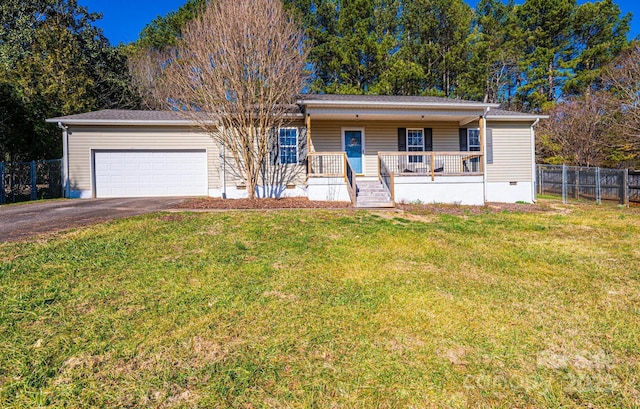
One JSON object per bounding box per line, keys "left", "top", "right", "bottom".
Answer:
{"left": 299, "top": 94, "right": 545, "bottom": 123}
{"left": 299, "top": 94, "right": 499, "bottom": 109}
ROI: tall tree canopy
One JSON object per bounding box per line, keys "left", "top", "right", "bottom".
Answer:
{"left": 131, "top": 0, "right": 631, "bottom": 112}
{"left": 0, "top": 0, "right": 139, "bottom": 161}
{"left": 1, "top": 0, "right": 634, "bottom": 166}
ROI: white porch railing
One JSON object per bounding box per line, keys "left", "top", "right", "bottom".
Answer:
{"left": 307, "top": 152, "right": 345, "bottom": 177}
{"left": 379, "top": 156, "right": 394, "bottom": 203}
{"left": 378, "top": 152, "right": 483, "bottom": 181}
{"left": 307, "top": 152, "right": 356, "bottom": 204}
{"left": 307, "top": 151, "right": 483, "bottom": 204}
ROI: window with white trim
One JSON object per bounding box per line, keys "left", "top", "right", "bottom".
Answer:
{"left": 279, "top": 127, "right": 298, "bottom": 164}
{"left": 467, "top": 129, "right": 481, "bottom": 152}
{"left": 407, "top": 128, "right": 424, "bottom": 163}
{"left": 466, "top": 128, "right": 481, "bottom": 172}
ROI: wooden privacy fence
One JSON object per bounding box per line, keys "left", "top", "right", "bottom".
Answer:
{"left": 0, "top": 159, "right": 63, "bottom": 204}
{"left": 536, "top": 164, "right": 640, "bottom": 205}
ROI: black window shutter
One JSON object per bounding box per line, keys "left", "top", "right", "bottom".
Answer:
{"left": 486, "top": 128, "right": 493, "bottom": 164}
{"left": 424, "top": 128, "right": 433, "bottom": 151}
{"left": 398, "top": 128, "right": 406, "bottom": 151}
{"left": 298, "top": 127, "right": 307, "bottom": 165}
{"left": 459, "top": 128, "right": 468, "bottom": 151}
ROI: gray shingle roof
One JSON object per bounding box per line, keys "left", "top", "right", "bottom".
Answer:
{"left": 47, "top": 98, "right": 543, "bottom": 124}
{"left": 299, "top": 93, "right": 492, "bottom": 106}
{"left": 47, "top": 110, "right": 194, "bottom": 122}
{"left": 47, "top": 106, "right": 304, "bottom": 123}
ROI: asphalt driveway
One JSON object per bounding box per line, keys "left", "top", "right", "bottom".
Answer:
{"left": 0, "top": 198, "right": 186, "bottom": 243}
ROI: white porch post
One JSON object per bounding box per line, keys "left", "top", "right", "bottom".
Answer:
{"left": 306, "top": 113, "right": 313, "bottom": 153}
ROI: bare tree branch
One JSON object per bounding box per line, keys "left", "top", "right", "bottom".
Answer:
{"left": 157, "top": 0, "right": 307, "bottom": 198}
{"left": 537, "top": 94, "right": 615, "bottom": 167}
{"left": 128, "top": 48, "right": 169, "bottom": 110}
{"left": 603, "top": 42, "right": 640, "bottom": 147}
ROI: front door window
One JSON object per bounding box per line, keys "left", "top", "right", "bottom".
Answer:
{"left": 344, "top": 130, "right": 363, "bottom": 174}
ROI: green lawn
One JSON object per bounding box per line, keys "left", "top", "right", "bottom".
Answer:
{"left": 1, "top": 202, "right": 639, "bottom": 408}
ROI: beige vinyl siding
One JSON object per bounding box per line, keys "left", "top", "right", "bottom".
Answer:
{"left": 432, "top": 124, "right": 463, "bottom": 152}
{"left": 68, "top": 125, "right": 220, "bottom": 193}
{"left": 311, "top": 120, "right": 465, "bottom": 176}
{"left": 486, "top": 121, "right": 533, "bottom": 182}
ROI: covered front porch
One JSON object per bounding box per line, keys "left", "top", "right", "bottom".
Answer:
{"left": 299, "top": 97, "right": 492, "bottom": 206}
{"left": 306, "top": 150, "right": 485, "bottom": 206}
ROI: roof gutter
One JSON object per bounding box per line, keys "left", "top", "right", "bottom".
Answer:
{"left": 45, "top": 119, "right": 211, "bottom": 126}
{"left": 488, "top": 115, "right": 548, "bottom": 121}
{"left": 299, "top": 99, "right": 500, "bottom": 109}
{"left": 45, "top": 114, "right": 304, "bottom": 127}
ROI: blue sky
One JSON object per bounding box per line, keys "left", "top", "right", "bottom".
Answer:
{"left": 80, "top": 0, "right": 639, "bottom": 46}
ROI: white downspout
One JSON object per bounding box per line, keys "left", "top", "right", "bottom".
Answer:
{"left": 220, "top": 141, "right": 227, "bottom": 199}
{"left": 57, "top": 122, "right": 70, "bottom": 198}
{"left": 482, "top": 107, "right": 490, "bottom": 203}
{"left": 531, "top": 118, "right": 540, "bottom": 203}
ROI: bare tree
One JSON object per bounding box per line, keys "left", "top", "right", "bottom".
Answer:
{"left": 603, "top": 42, "right": 640, "bottom": 165}
{"left": 537, "top": 43, "right": 640, "bottom": 169}
{"left": 159, "top": 0, "right": 307, "bottom": 199}
{"left": 127, "top": 48, "right": 168, "bottom": 110}
{"left": 537, "top": 94, "right": 615, "bottom": 167}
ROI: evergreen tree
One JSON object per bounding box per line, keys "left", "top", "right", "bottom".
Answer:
{"left": 297, "top": 0, "right": 399, "bottom": 94}
{"left": 0, "top": 0, "right": 139, "bottom": 160}
{"left": 564, "top": 0, "right": 631, "bottom": 96}
{"left": 459, "top": 0, "right": 523, "bottom": 104}
{"left": 516, "top": 0, "right": 576, "bottom": 111}
{"left": 135, "top": 0, "right": 206, "bottom": 51}
{"left": 399, "top": 0, "right": 474, "bottom": 97}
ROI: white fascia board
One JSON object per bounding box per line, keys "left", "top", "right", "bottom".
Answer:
{"left": 46, "top": 114, "right": 303, "bottom": 127}
{"left": 299, "top": 99, "right": 500, "bottom": 110}
{"left": 305, "top": 107, "right": 487, "bottom": 117}
{"left": 44, "top": 119, "right": 206, "bottom": 126}
{"left": 487, "top": 115, "right": 549, "bottom": 121}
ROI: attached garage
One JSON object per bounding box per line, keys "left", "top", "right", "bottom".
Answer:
{"left": 94, "top": 150, "right": 208, "bottom": 198}
{"left": 46, "top": 110, "right": 222, "bottom": 199}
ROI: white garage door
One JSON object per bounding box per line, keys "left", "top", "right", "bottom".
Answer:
{"left": 94, "top": 150, "right": 208, "bottom": 198}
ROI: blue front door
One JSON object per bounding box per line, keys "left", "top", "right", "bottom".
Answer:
{"left": 344, "top": 130, "right": 363, "bottom": 174}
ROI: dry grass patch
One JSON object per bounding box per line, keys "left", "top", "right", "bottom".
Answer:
{"left": 0, "top": 201, "right": 638, "bottom": 407}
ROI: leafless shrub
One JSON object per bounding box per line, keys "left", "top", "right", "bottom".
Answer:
{"left": 538, "top": 43, "right": 640, "bottom": 168}
{"left": 537, "top": 94, "right": 615, "bottom": 167}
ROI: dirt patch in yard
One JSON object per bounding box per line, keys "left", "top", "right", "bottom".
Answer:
{"left": 396, "top": 201, "right": 551, "bottom": 216}
{"left": 175, "top": 197, "right": 552, "bottom": 214}
{"left": 174, "top": 197, "right": 352, "bottom": 210}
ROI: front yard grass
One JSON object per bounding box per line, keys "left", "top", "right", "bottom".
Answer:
{"left": 0, "top": 202, "right": 639, "bottom": 408}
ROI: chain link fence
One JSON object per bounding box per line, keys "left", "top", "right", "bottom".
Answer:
{"left": 630, "top": 171, "right": 640, "bottom": 204}
{"left": 0, "top": 159, "right": 63, "bottom": 204}
{"left": 536, "top": 164, "right": 640, "bottom": 205}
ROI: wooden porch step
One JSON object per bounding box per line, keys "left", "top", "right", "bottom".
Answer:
{"left": 355, "top": 200, "right": 395, "bottom": 208}
{"left": 355, "top": 179, "right": 394, "bottom": 208}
